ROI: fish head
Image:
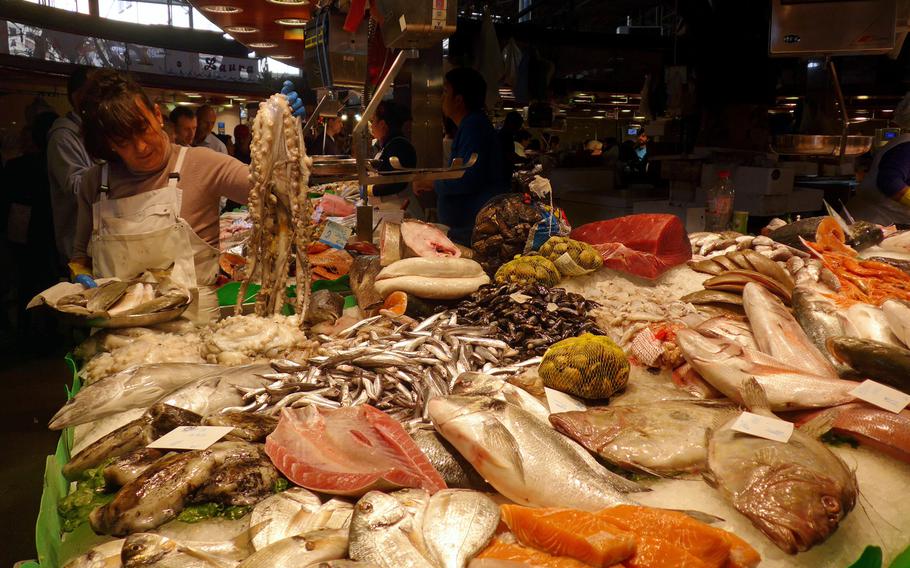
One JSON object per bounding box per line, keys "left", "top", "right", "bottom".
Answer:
{"left": 451, "top": 373, "right": 502, "bottom": 397}
{"left": 353, "top": 491, "right": 408, "bottom": 531}
{"left": 735, "top": 461, "right": 855, "bottom": 554}
{"left": 121, "top": 533, "right": 176, "bottom": 565}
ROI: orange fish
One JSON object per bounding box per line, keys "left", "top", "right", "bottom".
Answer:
{"left": 500, "top": 505, "right": 636, "bottom": 567}
{"left": 309, "top": 247, "right": 354, "bottom": 281}
{"left": 474, "top": 535, "right": 615, "bottom": 567}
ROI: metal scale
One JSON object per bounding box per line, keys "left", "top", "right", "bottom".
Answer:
{"left": 305, "top": 0, "right": 476, "bottom": 189}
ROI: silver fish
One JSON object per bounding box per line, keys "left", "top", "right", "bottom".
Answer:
{"left": 238, "top": 529, "right": 349, "bottom": 568}
{"left": 429, "top": 396, "right": 641, "bottom": 511}
{"left": 883, "top": 299, "right": 910, "bottom": 348}
{"left": 407, "top": 427, "right": 490, "bottom": 490}
{"left": 249, "top": 488, "right": 323, "bottom": 551}
{"left": 450, "top": 372, "right": 549, "bottom": 423}
{"left": 50, "top": 363, "right": 221, "bottom": 429}
{"left": 63, "top": 539, "right": 125, "bottom": 568}
{"left": 841, "top": 303, "right": 902, "bottom": 346}
{"left": 120, "top": 533, "right": 232, "bottom": 567}
{"left": 695, "top": 317, "right": 756, "bottom": 350}
{"left": 420, "top": 489, "right": 499, "bottom": 568}
{"left": 349, "top": 491, "right": 434, "bottom": 568}
{"left": 706, "top": 379, "right": 857, "bottom": 554}
{"left": 792, "top": 285, "right": 852, "bottom": 375}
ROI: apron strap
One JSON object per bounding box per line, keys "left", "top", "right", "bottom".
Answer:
{"left": 169, "top": 146, "right": 188, "bottom": 189}
{"left": 100, "top": 163, "right": 110, "bottom": 195}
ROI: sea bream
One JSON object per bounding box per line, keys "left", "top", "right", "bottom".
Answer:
{"left": 237, "top": 529, "right": 349, "bottom": 568}
{"left": 348, "top": 491, "right": 434, "bottom": 568}
{"left": 705, "top": 379, "right": 858, "bottom": 554}
{"left": 429, "top": 396, "right": 643, "bottom": 511}
{"left": 419, "top": 489, "right": 499, "bottom": 568}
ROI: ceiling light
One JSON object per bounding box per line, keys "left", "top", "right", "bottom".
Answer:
{"left": 247, "top": 51, "right": 257, "bottom": 58}
{"left": 341, "top": 113, "right": 349, "bottom": 121}
{"left": 267, "top": 0, "right": 309, "bottom": 4}
{"left": 275, "top": 18, "right": 309, "bottom": 25}
{"left": 621, "top": 109, "right": 631, "bottom": 113}
{"left": 272, "top": 54, "right": 295, "bottom": 60}
{"left": 856, "top": 95, "right": 870, "bottom": 100}
{"left": 224, "top": 25, "right": 258, "bottom": 34}
{"left": 185, "top": 93, "right": 202, "bottom": 98}
{"left": 355, "top": 114, "right": 362, "bottom": 122}
{"left": 202, "top": 4, "right": 242, "bottom": 13}
{"left": 222, "top": 33, "right": 234, "bottom": 40}
{"left": 232, "top": 96, "right": 247, "bottom": 101}
{"left": 249, "top": 42, "right": 278, "bottom": 49}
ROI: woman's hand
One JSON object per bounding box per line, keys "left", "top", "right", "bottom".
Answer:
{"left": 281, "top": 81, "right": 306, "bottom": 118}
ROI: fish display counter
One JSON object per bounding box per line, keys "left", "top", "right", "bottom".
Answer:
{"left": 26, "top": 93, "right": 910, "bottom": 568}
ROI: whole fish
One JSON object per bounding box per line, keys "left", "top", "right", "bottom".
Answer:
{"left": 827, "top": 336, "right": 910, "bottom": 394}
{"left": 238, "top": 529, "right": 349, "bottom": 568}
{"left": 87, "top": 280, "right": 130, "bottom": 313}
{"left": 121, "top": 533, "right": 232, "bottom": 567}
{"left": 305, "top": 290, "right": 345, "bottom": 325}
{"left": 50, "top": 363, "right": 221, "bottom": 429}
{"left": 202, "top": 412, "right": 279, "bottom": 443}
{"left": 706, "top": 379, "right": 857, "bottom": 554}
{"left": 677, "top": 329, "right": 858, "bottom": 410}
{"left": 159, "top": 365, "right": 275, "bottom": 416}
{"left": 742, "top": 282, "right": 837, "bottom": 377}
{"left": 792, "top": 285, "right": 852, "bottom": 375}
{"left": 794, "top": 402, "right": 910, "bottom": 465}
{"left": 103, "top": 448, "right": 169, "bottom": 487}
{"left": 63, "top": 539, "right": 124, "bottom": 568}
{"left": 72, "top": 409, "right": 146, "bottom": 458}
{"left": 451, "top": 372, "right": 550, "bottom": 423}
{"left": 90, "top": 441, "right": 262, "bottom": 536}
{"left": 841, "top": 303, "right": 902, "bottom": 346}
{"left": 155, "top": 516, "right": 252, "bottom": 555}
{"left": 695, "top": 317, "right": 756, "bottom": 350}
{"left": 63, "top": 404, "right": 201, "bottom": 480}
{"left": 249, "top": 488, "right": 323, "bottom": 551}
{"left": 550, "top": 400, "right": 733, "bottom": 476}
{"left": 883, "top": 299, "right": 910, "bottom": 348}
{"left": 407, "top": 428, "right": 491, "bottom": 490}
{"left": 429, "top": 396, "right": 641, "bottom": 511}
{"left": 421, "top": 489, "right": 499, "bottom": 568}
{"left": 191, "top": 448, "right": 281, "bottom": 507}
{"left": 308, "top": 562, "right": 381, "bottom": 567}
{"left": 349, "top": 491, "right": 435, "bottom": 568}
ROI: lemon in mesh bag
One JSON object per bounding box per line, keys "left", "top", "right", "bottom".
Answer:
{"left": 539, "top": 333, "right": 629, "bottom": 399}
{"left": 494, "top": 254, "right": 561, "bottom": 287}
{"left": 539, "top": 236, "right": 603, "bottom": 276}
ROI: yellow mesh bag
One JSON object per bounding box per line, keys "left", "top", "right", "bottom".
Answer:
{"left": 539, "top": 333, "right": 630, "bottom": 399}
{"left": 538, "top": 236, "right": 603, "bottom": 276}
{"left": 494, "top": 255, "right": 561, "bottom": 287}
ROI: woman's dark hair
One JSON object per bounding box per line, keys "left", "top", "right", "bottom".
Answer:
{"left": 444, "top": 67, "right": 486, "bottom": 112}
{"left": 80, "top": 69, "right": 157, "bottom": 162}
{"left": 374, "top": 101, "right": 407, "bottom": 137}
{"left": 67, "top": 66, "right": 93, "bottom": 105}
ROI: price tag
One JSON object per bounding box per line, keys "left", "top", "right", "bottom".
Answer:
{"left": 509, "top": 292, "right": 531, "bottom": 304}
{"left": 731, "top": 412, "right": 793, "bottom": 443}
{"left": 148, "top": 426, "right": 234, "bottom": 451}
{"left": 319, "top": 220, "right": 352, "bottom": 250}
{"left": 850, "top": 380, "right": 910, "bottom": 414}
{"left": 545, "top": 387, "right": 587, "bottom": 415}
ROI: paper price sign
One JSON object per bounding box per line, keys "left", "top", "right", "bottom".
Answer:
{"left": 731, "top": 412, "right": 793, "bottom": 443}
{"left": 545, "top": 387, "right": 587, "bottom": 415}
{"left": 319, "top": 220, "right": 352, "bottom": 250}
{"left": 148, "top": 426, "right": 234, "bottom": 450}
{"left": 850, "top": 380, "right": 910, "bottom": 414}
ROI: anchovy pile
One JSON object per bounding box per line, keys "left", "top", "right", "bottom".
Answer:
{"left": 455, "top": 284, "right": 602, "bottom": 357}
{"left": 226, "top": 312, "right": 540, "bottom": 424}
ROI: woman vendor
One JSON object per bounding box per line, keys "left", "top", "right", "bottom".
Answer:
{"left": 67, "top": 71, "right": 302, "bottom": 323}
{"left": 368, "top": 101, "right": 420, "bottom": 218}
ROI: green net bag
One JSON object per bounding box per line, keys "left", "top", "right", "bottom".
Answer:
{"left": 494, "top": 255, "right": 561, "bottom": 287}
{"left": 538, "top": 333, "right": 630, "bottom": 399}
{"left": 538, "top": 236, "right": 603, "bottom": 276}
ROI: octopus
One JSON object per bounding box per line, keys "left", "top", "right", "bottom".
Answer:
{"left": 237, "top": 94, "right": 316, "bottom": 324}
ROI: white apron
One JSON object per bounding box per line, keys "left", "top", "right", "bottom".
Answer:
{"left": 88, "top": 146, "right": 220, "bottom": 323}
{"left": 848, "top": 133, "right": 910, "bottom": 226}
{"left": 367, "top": 141, "right": 424, "bottom": 220}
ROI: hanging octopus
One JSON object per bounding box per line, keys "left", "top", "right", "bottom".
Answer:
{"left": 236, "top": 94, "right": 315, "bottom": 324}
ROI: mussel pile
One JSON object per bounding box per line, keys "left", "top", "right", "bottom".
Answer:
{"left": 455, "top": 284, "right": 603, "bottom": 357}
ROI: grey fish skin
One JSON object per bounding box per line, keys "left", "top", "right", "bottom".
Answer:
{"left": 237, "top": 529, "right": 349, "bottom": 568}
{"left": 407, "top": 428, "right": 491, "bottom": 491}
{"left": 202, "top": 412, "right": 278, "bottom": 442}
{"left": 50, "top": 363, "right": 221, "bottom": 430}
{"left": 305, "top": 289, "right": 345, "bottom": 325}
{"left": 103, "top": 448, "right": 169, "bottom": 487}
{"left": 429, "top": 396, "right": 640, "bottom": 512}
{"left": 348, "top": 491, "right": 435, "bottom": 568}
{"left": 706, "top": 379, "right": 858, "bottom": 554}
{"left": 421, "top": 489, "right": 499, "bottom": 568}
{"left": 120, "top": 533, "right": 230, "bottom": 568}
{"left": 827, "top": 336, "right": 910, "bottom": 395}
{"left": 63, "top": 404, "right": 201, "bottom": 480}
{"left": 249, "top": 487, "right": 323, "bottom": 551}
{"left": 90, "top": 441, "right": 261, "bottom": 537}
{"left": 791, "top": 286, "right": 852, "bottom": 375}
{"left": 191, "top": 446, "right": 281, "bottom": 507}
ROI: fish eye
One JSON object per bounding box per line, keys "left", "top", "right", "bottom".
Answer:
{"left": 305, "top": 540, "right": 316, "bottom": 551}
{"left": 359, "top": 501, "right": 373, "bottom": 513}
{"left": 821, "top": 495, "right": 840, "bottom": 512}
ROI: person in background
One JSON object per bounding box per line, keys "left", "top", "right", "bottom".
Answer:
{"left": 526, "top": 139, "right": 542, "bottom": 154}
{"left": 162, "top": 120, "right": 176, "bottom": 143}
{"left": 307, "top": 116, "right": 343, "bottom": 156}
{"left": 368, "top": 101, "right": 419, "bottom": 215}
{"left": 414, "top": 67, "right": 506, "bottom": 245}
{"left": 48, "top": 66, "right": 95, "bottom": 271}
{"left": 442, "top": 117, "right": 457, "bottom": 164}
{"left": 169, "top": 106, "right": 197, "bottom": 147}
{"left": 514, "top": 129, "right": 531, "bottom": 159}
{"left": 193, "top": 104, "right": 227, "bottom": 154}
{"left": 603, "top": 137, "right": 619, "bottom": 162}
{"left": 498, "top": 110, "right": 523, "bottom": 180}
{"left": 217, "top": 134, "right": 234, "bottom": 156}
{"left": 233, "top": 124, "right": 252, "bottom": 164}
{"left": 585, "top": 139, "right": 604, "bottom": 157}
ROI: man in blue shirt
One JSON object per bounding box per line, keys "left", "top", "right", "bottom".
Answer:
{"left": 415, "top": 67, "right": 507, "bottom": 245}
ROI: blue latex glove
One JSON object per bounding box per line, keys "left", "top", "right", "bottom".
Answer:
{"left": 281, "top": 80, "right": 306, "bottom": 118}
{"left": 75, "top": 274, "right": 98, "bottom": 289}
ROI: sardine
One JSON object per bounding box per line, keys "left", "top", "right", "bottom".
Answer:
{"left": 249, "top": 488, "right": 323, "bottom": 551}
{"left": 827, "top": 336, "right": 910, "bottom": 394}
{"left": 429, "top": 396, "right": 642, "bottom": 511}
{"left": 420, "top": 489, "right": 499, "bottom": 568}
{"left": 63, "top": 539, "right": 125, "bottom": 568}
{"left": 550, "top": 400, "right": 734, "bottom": 476}
{"left": 883, "top": 299, "right": 910, "bottom": 348}
{"left": 677, "top": 329, "right": 858, "bottom": 410}
{"left": 238, "top": 529, "right": 349, "bottom": 568}
{"left": 349, "top": 491, "right": 434, "bottom": 568}
{"left": 50, "top": 363, "right": 221, "bottom": 429}
{"left": 706, "top": 379, "right": 857, "bottom": 553}
{"left": 742, "top": 282, "right": 837, "bottom": 377}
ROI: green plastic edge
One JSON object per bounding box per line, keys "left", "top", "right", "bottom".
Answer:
{"left": 216, "top": 276, "right": 352, "bottom": 308}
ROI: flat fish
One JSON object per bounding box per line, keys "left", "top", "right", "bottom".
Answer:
{"left": 238, "top": 529, "right": 349, "bottom": 568}
{"left": 265, "top": 405, "right": 447, "bottom": 497}
{"left": 550, "top": 400, "right": 733, "bottom": 475}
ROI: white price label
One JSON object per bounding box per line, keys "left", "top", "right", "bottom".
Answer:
{"left": 319, "top": 220, "right": 352, "bottom": 250}
{"left": 545, "top": 387, "right": 587, "bottom": 415}
{"left": 731, "top": 412, "right": 794, "bottom": 443}
{"left": 850, "top": 380, "right": 910, "bottom": 414}
{"left": 508, "top": 292, "right": 531, "bottom": 304}
{"left": 148, "top": 426, "right": 234, "bottom": 450}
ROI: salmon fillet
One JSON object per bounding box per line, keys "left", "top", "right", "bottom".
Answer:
{"left": 473, "top": 535, "right": 612, "bottom": 567}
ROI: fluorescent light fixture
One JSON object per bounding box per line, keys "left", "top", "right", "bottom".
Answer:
{"left": 185, "top": 93, "right": 202, "bottom": 98}
{"left": 224, "top": 26, "right": 258, "bottom": 33}
{"left": 202, "top": 5, "right": 242, "bottom": 13}
{"left": 267, "top": 0, "right": 308, "bottom": 4}
{"left": 856, "top": 95, "right": 870, "bottom": 100}
{"left": 249, "top": 42, "right": 278, "bottom": 49}
{"left": 621, "top": 109, "right": 631, "bottom": 113}
{"left": 272, "top": 54, "right": 295, "bottom": 60}
{"left": 275, "top": 18, "right": 309, "bottom": 25}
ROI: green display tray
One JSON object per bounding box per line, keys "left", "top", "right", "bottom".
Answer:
{"left": 217, "top": 276, "right": 354, "bottom": 315}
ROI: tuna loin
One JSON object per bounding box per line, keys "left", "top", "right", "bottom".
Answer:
{"left": 265, "top": 405, "right": 447, "bottom": 496}
{"left": 570, "top": 214, "right": 692, "bottom": 279}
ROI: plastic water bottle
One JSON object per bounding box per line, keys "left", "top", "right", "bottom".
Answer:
{"left": 705, "top": 171, "right": 735, "bottom": 232}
